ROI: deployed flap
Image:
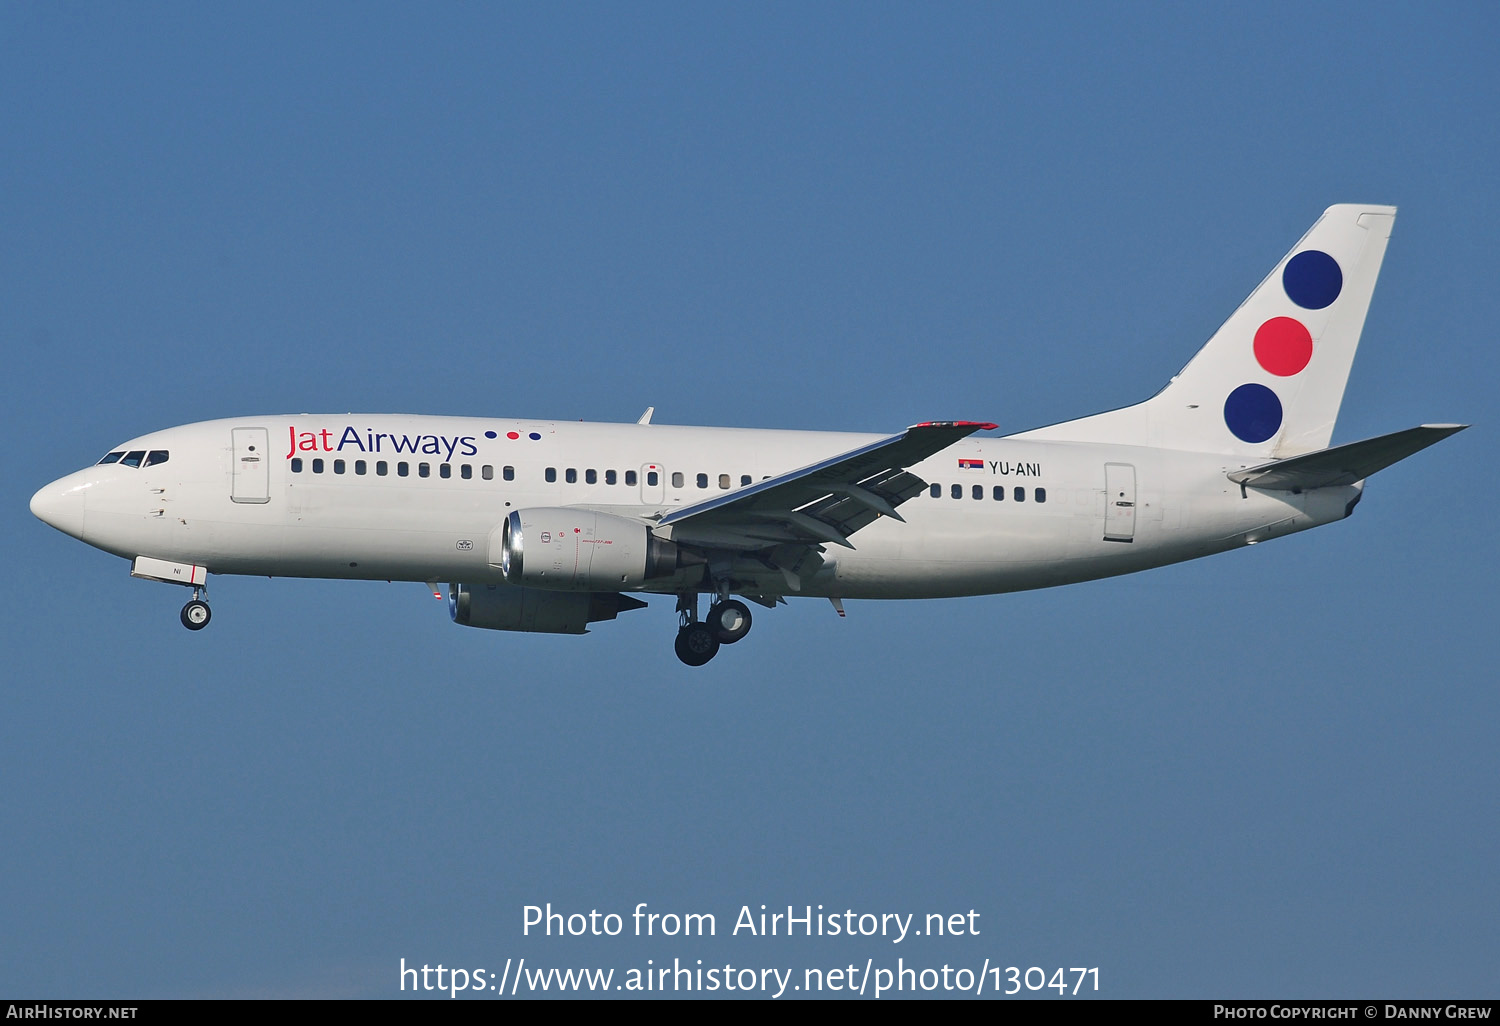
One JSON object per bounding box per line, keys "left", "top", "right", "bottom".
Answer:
{"left": 1228, "top": 424, "right": 1466, "bottom": 491}
{"left": 656, "top": 421, "right": 995, "bottom": 549}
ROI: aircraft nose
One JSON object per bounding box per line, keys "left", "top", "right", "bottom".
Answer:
{"left": 30, "top": 477, "right": 87, "bottom": 539}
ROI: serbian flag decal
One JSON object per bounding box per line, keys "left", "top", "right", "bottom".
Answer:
{"left": 958, "top": 458, "right": 984, "bottom": 471}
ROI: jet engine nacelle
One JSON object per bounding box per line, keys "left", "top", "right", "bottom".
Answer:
{"left": 449, "top": 583, "right": 645, "bottom": 635}
{"left": 498, "top": 507, "right": 684, "bottom": 591}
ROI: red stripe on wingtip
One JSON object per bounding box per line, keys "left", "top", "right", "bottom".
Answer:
{"left": 913, "top": 420, "right": 998, "bottom": 430}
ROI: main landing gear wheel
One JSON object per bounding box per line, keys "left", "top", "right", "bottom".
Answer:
{"left": 674, "top": 623, "right": 720, "bottom": 666}
{"left": 180, "top": 599, "right": 211, "bottom": 631}
{"left": 707, "top": 599, "right": 752, "bottom": 644}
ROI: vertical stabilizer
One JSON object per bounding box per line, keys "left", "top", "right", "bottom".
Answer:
{"left": 1015, "top": 205, "right": 1396, "bottom": 457}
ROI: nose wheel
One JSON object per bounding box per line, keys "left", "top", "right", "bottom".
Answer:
{"left": 180, "top": 587, "right": 211, "bottom": 631}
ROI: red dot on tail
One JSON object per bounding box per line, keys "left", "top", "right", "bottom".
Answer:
{"left": 1253, "top": 317, "right": 1313, "bottom": 376}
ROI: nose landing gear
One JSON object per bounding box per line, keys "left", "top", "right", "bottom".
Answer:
{"left": 180, "top": 587, "right": 211, "bottom": 631}
{"left": 128, "top": 558, "right": 214, "bottom": 632}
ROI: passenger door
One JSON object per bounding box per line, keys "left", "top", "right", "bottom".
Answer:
{"left": 1103, "top": 462, "right": 1135, "bottom": 542}
{"left": 231, "top": 427, "right": 271, "bottom": 504}
{"left": 640, "top": 463, "right": 665, "bottom": 504}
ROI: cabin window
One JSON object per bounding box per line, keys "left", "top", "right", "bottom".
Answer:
{"left": 586, "top": 469, "right": 597, "bottom": 484}
{"left": 696, "top": 473, "right": 708, "bottom": 489}
{"left": 565, "top": 468, "right": 577, "bottom": 484}
{"left": 397, "top": 462, "right": 409, "bottom": 477}
{"left": 481, "top": 465, "right": 493, "bottom": 481}
{"left": 503, "top": 465, "right": 514, "bottom": 481}
{"left": 630, "top": 471, "right": 642, "bottom": 486}
{"left": 439, "top": 463, "right": 451, "bottom": 479}
{"left": 377, "top": 461, "right": 389, "bottom": 476}
{"left": 719, "top": 474, "right": 731, "bottom": 489}
{"left": 671, "top": 472, "right": 684, "bottom": 488}
{"left": 291, "top": 458, "right": 303, "bottom": 473}
{"left": 951, "top": 483, "right": 962, "bottom": 499}
{"left": 606, "top": 469, "right": 617, "bottom": 485}
{"left": 545, "top": 467, "right": 556, "bottom": 483}
{"left": 1014, "top": 486, "right": 1025, "bottom": 502}
{"left": 972, "top": 484, "right": 983, "bottom": 499}
{"left": 312, "top": 458, "right": 325, "bottom": 473}
{"left": 355, "top": 460, "right": 367, "bottom": 475}
{"left": 1035, "top": 487, "right": 1046, "bottom": 503}
{"left": 418, "top": 463, "right": 430, "bottom": 478}
{"left": 332, "top": 459, "right": 345, "bottom": 474}
{"left": 741, "top": 475, "right": 751, "bottom": 487}
{"left": 993, "top": 486, "right": 1004, "bottom": 500}
{"left": 460, "top": 464, "right": 472, "bottom": 480}
{"left": 930, "top": 483, "right": 941, "bottom": 498}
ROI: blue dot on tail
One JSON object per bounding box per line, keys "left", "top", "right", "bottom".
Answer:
{"left": 1282, "top": 250, "right": 1342, "bottom": 309}
{"left": 1224, "top": 384, "right": 1283, "bottom": 443}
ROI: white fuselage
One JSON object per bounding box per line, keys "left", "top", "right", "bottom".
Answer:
{"left": 35, "top": 414, "right": 1359, "bottom": 600}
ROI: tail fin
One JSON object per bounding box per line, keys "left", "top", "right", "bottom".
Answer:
{"left": 1015, "top": 204, "right": 1397, "bottom": 457}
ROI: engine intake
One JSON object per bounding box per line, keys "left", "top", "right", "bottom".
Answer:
{"left": 498, "top": 508, "right": 686, "bottom": 591}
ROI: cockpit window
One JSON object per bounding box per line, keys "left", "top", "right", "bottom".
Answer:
{"left": 97, "top": 452, "right": 125, "bottom": 465}
{"left": 119, "top": 451, "right": 146, "bottom": 468}
{"left": 143, "top": 450, "right": 170, "bottom": 467}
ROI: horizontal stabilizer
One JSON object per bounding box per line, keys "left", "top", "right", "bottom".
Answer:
{"left": 1227, "top": 424, "right": 1467, "bottom": 491}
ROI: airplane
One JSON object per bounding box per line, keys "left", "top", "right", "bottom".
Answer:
{"left": 30, "top": 204, "right": 1466, "bottom": 666}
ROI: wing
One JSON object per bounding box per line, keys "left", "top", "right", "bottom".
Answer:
{"left": 655, "top": 421, "right": 995, "bottom": 551}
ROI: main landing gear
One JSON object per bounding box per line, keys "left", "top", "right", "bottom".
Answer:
{"left": 674, "top": 622, "right": 719, "bottom": 666}
{"left": 180, "top": 587, "right": 211, "bottom": 631}
{"left": 708, "top": 599, "right": 752, "bottom": 644}
{"left": 673, "top": 594, "right": 753, "bottom": 666}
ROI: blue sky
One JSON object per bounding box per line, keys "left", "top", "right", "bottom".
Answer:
{"left": 3, "top": 2, "right": 1495, "bottom": 999}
